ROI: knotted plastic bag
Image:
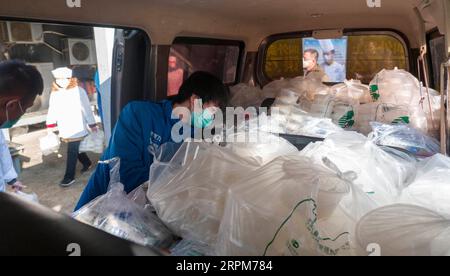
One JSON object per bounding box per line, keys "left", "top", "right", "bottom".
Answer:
{"left": 216, "top": 156, "right": 353, "bottom": 256}
{"left": 73, "top": 158, "right": 174, "bottom": 248}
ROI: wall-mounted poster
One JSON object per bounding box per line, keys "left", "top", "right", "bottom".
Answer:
{"left": 302, "top": 37, "right": 348, "bottom": 82}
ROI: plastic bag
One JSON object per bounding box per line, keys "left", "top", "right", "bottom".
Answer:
{"left": 274, "top": 89, "right": 300, "bottom": 105}
{"left": 216, "top": 156, "right": 353, "bottom": 256}
{"left": 367, "top": 68, "right": 440, "bottom": 136}
{"left": 170, "top": 240, "right": 212, "bottom": 256}
{"left": 289, "top": 77, "right": 321, "bottom": 99}
{"left": 10, "top": 191, "right": 39, "bottom": 204}
{"left": 354, "top": 103, "right": 412, "bottom": 135}
{"left": 39, "top": 132, "right": 60, "bottom": 156}
{"left": 369, "top": 68, "right": 420, "bottom": 106}
{"left": 356, "top": 204, "right": 450, "bottom": 256}
{"left": 73, "top": 158, "right": 174, "bottom": 248}
{"left": 229, "top": 83, "right": 266, "bottom": 108}
{"left": 79, "top": 130, "right": 105, "bottom": 154}
{"left": 127, "top": 182, "right": 150, "bottom": 209}
{"left": 262, "top": 78, "right": 292, "bottom": 99}
{"left": 369, "top": 122, "right": 440, "bottom": 157}
{"left": 400, "top": 154, "right": 450, "bottom": 216}
{"left": 332, "top": 80, "right": 372, "bottom": 104}
{"left": 300, "top": 131, "right": 417, "bottom": 206}
{"left": 147, "top": 142, "right": 263, "bottom": 245}
{"left": 225, "top": 131, "right": 298, "bottom": 166}
{"left": 267, "top": 105, "right": 343, "bottom": 138}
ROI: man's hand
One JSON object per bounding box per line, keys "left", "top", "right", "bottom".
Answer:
{"left": 11, "top": 181, "right": 26, "bottom": 192}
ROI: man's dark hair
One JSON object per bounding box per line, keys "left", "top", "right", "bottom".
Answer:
{"left": 173, "top": 71, "right": 229, "bottom": 109}
{"left": 0, "top": 60, "right": 44, "bottom": 100}
{"left": 304, "top": 49, "right": 319, "bottom": 62}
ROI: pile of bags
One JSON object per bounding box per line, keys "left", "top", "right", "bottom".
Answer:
{"left": 74, "top": 124, "right": 450, "bottom": 255}
{"left": 73, "top": 67, "right": 447, "bottom": 256}
{"left": 146, "top": 134, "right": 298, "bottom": 246}
{"left": 229, "top": 68, "right": 441, "bottom": 140}
{"left": 359, "top": 68, "right": 440, "bottom": 137}
{"left": 144, "top": 127, "right": 450, "bottom": 256}
{"left": 73, "top": 158, "right": 174, "bottom": 249}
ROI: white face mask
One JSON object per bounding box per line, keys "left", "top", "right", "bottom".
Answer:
{"left": 55, "top": 79, "right": 70, "bottom": 89}
{"left": 324, "top": 53, "right": 333, "bottom": 63}
{"left": 303, "top": 59, "right": 313, "bottom": 69}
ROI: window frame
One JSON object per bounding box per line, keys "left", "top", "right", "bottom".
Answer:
{"left": 257, "top": 29, "right": 412, "bottom": 86}
{"left": 426, "top": 28, "right": 446, "bottom": 90}
{"left": 171, "top": 36, "right": 246, "bottom": 86}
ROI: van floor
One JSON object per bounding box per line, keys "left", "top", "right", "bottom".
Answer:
{"left": 6, "top": 129, "right": 101, "bottom": 214}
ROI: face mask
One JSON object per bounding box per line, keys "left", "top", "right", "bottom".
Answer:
{"left": 1, "top": 100, "right": 24, "bottom": 129}
{"left": 191, "top": 109, "right": 214, "bottom": 129}
{"left": 303, "top": 59, "right": 313, "bottom": 69}
{"left": 55, "top": 78, "right": 70, "bottom": 89}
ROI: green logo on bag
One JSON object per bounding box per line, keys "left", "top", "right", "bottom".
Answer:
{"left": 338, "top": 110, "right": 355, "bottom": 128}
{"left": 370, "top": 85, "right": 380, "bottom": 101}
{"left": 392, "top": 116, "right": 410, "bottom": 124}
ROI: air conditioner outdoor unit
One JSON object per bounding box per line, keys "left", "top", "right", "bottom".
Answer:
{"left": 65, "top": 38, "right": 97, "bottom": 65}
{"left": 6, "top": 22, "right": 43, "bottom": 43}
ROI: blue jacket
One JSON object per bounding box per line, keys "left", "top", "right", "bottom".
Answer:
{"left": 75, "top": 100, "right": 180, "bottom": 211}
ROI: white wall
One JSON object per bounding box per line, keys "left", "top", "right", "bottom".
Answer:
{"left": 94, "top": 27, "right": 115, "bottom": 145}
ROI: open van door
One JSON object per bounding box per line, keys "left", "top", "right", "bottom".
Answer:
{"left": 110, "top": 29, "right": 152, "bottom": 129}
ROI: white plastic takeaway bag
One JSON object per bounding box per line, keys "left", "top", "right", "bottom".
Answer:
{"left": 356, "top": 204, "right": 450, "bottom": 256}
{"left": 79, "top": 130, "right": 105, "bottom": 154}
{"left": 216, "top": 156, "right": 353, "bottom": 256}
{"left": 39, "top": 132, "right": 60, "bottom": 156}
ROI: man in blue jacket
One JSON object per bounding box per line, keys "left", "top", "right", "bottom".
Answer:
{"left": 75, "top": 71, "right": 229, "bottom": 210}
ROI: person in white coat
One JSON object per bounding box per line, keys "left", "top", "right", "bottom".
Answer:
{"left": 46, "top": 67, "right": 97, "bottom": 187}
{"left": 0, "top": 60, "right": 43, "bottom": 192}
{"left": 319, "top": 40, "right": 346, "bottom": 83}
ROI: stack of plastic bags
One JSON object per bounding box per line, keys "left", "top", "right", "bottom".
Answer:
{"left": 147, "top": 135, "right": 298, "bottom": 246}
{"left": 266, "top": 107, "right": 343, "bottom": 138}
{"left": 216, "top": 156, "right": 354, "bottom": 256}
{"left": 300, "top": 131, "right": 417, "bottom": 204}
{"left": 358, "top": 68, "right": 441, "bottom": 137}
{"left": 353, "top": 153, "right": 450, "bottom": 256}
{"left": 136, "top": 128, "right": 450, "bottom": 255}
{"left": 73, "top": 158, "right": 174, "bottom": 249}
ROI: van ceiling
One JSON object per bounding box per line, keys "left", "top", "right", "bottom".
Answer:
{"left": 0, "top": 0, "right": 441, "bottom": 50}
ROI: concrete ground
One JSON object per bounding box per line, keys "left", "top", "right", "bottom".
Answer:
{"left": 6, "top": 129, "right": 101, "bottom": 214}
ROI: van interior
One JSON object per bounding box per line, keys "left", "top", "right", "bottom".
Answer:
{"left": 0, "top": 0, "right": 449, "bottom": 256}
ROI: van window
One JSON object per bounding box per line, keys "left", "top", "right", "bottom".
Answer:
{"left": 167, "top": 38, "right": 244, "bottom": 96}
{"left": 263, "top": 32, "right": 408, "bottom": 84}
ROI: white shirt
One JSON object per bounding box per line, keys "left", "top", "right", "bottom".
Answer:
{"left": 0, "top": 133, "right": 18, "bottom": 192}
{"left": 322, "top": 61, "right": 346, "bottom": 82}
{"left": 46, "top": 87, "right": 96, "bottom": 139}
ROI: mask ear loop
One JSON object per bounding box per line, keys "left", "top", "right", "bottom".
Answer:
{"left": 18, "top": 101, "right": 24, "bottom": 114}
{"left": 5, "top": 100, "right": 24, "bottom": 122}
{"left": 4, "top": 101, "right": 12, "bottom": 122}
